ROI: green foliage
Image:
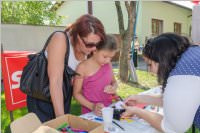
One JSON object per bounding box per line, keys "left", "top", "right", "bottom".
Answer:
{"left": 1, "top": 1, "right": 62, "bottom": 25}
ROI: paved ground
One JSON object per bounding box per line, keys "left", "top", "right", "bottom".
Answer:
{"left": 112, "top": 55, "right": 147, "bottom": 71}
{"left": 137, "top": 55, "right": 148, "bottom": 71}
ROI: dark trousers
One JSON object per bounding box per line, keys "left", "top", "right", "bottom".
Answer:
{"left": 27, "top": 95, "right": 70, "bottom": 122}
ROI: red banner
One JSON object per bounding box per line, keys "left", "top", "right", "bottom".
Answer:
{"left": 192, "top": 0, "right": 200, "bottom": 5}
{"left": 2, "top": 51, "right": 33, "bottom": 111}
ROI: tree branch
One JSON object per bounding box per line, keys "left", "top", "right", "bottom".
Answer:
{"left": 126, "top": 1, "right": 136, "bottom": 37}
{"left": 115, "top": 1, "right": 125, "bottom": 35}
{"left": 125, "top": 1, "right": 130, "bottom": 18}
{"left": 131, "top": 1, "right": 136, "bottom": 36}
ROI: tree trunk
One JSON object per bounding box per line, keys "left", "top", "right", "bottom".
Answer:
{"left": 88, "top": 1, "right": 93, "bottom": 15}
{"left": 115, "top": 1, "right": 136, "bottom": 82}
{"left": 119, "top": 35, "right": 130, "bottom": 82}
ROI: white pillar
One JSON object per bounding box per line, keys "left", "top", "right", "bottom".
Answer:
{"left": 192, "top": 5, "right": 200, "bottom": 45}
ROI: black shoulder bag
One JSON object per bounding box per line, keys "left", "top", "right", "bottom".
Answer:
{"left": 20, "top": 31, "right": 76, "bottom": 103}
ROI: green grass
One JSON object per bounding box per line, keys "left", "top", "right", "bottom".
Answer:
{"left": 136, "top": 70, "right": 158, "bottom": 88}
{"left": 188, "top": 128, "right": 200, "bottom": 133}
{"left": 1, "top": 70, "right": 199, "bottom": 133}
{"left": 1, "top": 93, "right": 28, "bottom": 133}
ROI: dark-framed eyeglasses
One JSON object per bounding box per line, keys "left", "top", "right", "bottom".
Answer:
{"left": 80, "top": 37, "right": 99, "bottom": 48}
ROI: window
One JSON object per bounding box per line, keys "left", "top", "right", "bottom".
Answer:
{"left": 152, "top": 19, "right": 163, "bottom": 36}
{"left": 174, "top": 22, "right": 181, "bottom": 34}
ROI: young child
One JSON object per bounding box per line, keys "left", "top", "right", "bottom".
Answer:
{"left": 73, "top": 35, "right": 118, "bottom": 116}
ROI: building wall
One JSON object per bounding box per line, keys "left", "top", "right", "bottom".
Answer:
{"left": 3, "top": 2, "right": 191, "bottom": 52}
{"left": 93, "top": 1, "right": 128, "bottom": 34}
{"left": 1, "top": 24, "right": 64, "bottom": 52}
{"left": 138, "top": 1, "right": 191, "bottom": 45}
{"left": 57, "top": 1, "right": 128, "bottom": 34}
{"left": 56, "top": 1, "right": 191, "bottom": 47}
{"left": 57, "top": 1, "right": 87, "bottom": 27}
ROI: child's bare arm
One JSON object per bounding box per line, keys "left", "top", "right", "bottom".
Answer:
{"left": 73, "top": 64, "right": 94, "bottom": 111}
{"left": 104, "top": 63, "right": 118, "bottom": 94}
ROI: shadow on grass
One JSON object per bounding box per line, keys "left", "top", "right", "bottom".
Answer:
{"left": 126, "top": 81, "right": 151, "bottom": 91}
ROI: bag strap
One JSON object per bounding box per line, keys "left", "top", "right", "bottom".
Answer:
{"left": 41, "top": 31, "right": 62, "bottom": 52}
{"left": 63, "top": 32, "right": 70, "bottom": 65}
{"left": 41, "top": 31, "right": 70, "bottom": 65}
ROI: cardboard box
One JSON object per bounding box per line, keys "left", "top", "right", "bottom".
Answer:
{"left": 10, "top": 113, "right": 104, "bottom": 133}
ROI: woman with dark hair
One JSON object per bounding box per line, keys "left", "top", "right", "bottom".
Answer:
{"left": 122, "top": 33, "right": 200, "bottom": 132}
{"left": 27, "top": 14, "right": 106, "bottom": 122}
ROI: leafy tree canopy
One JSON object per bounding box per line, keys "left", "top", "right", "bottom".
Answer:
{"left": 1, "top": 1, "right": 63, "bottom": 26}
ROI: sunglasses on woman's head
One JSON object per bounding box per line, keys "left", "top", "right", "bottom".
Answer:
{"left": 80, "top": 37, "right": 99, "bottom": 48}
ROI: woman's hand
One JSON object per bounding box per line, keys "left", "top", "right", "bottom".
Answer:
{"left": 124, "top": 95, "right": 141, "bottom": 106}
{"left": 104, "top": 85, "right": 117, "bottom": 94}
{"left": 93, "top": 103, "right": 104, "bottom": 116}
{"left": 121, "top": 104, "right": 141, "bottom": 118}
{"left": 125, "top": 94, "right": 163, "bottom": 107}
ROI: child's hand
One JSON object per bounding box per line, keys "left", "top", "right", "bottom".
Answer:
{"left": 104, "top": 85, "right": 117, "bottom": 94}
{"left": 121, "top": 104, "right": 140, "bottom": 118}
{"left": 93, "top": 103, "right": 104, "bottom": 116}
